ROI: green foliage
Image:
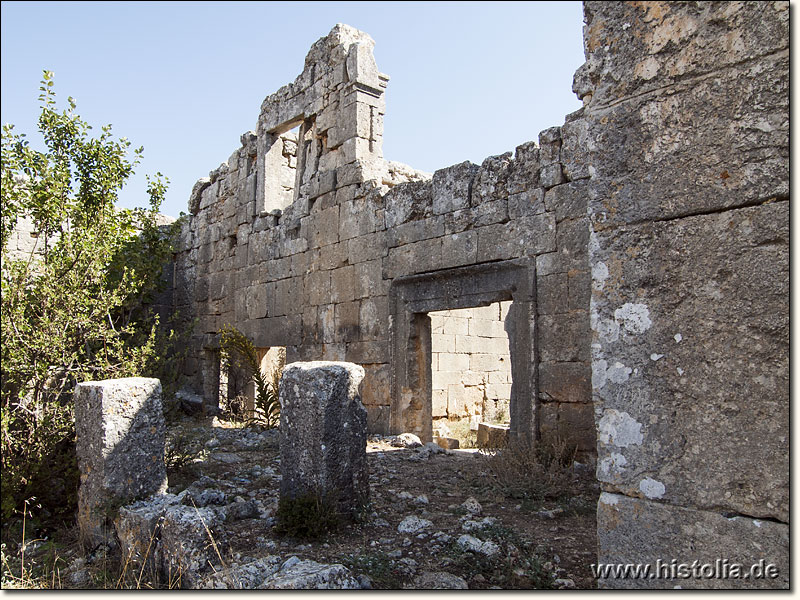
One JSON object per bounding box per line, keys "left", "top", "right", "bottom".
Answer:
{"left": 218, "top": 326, "right": 280, "bottom": 428}
{"left": 1, "top": 71, "right": 176, "bottom": 525}
{"left": 344, "top": 550, "right": 406, "bottom": 589}
{"left": 445, "top": 525, "right": 554, "bottom": 589}
{"left": 274, "top": 493, "right": 341, "bottom": 540}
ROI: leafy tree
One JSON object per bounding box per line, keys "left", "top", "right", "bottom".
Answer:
{"left": 1, "top": 71, "right": 176, "bottom": 525}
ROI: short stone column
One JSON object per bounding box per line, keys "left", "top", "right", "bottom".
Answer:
{"left": 75, "top": 377, "right": 168, "bottom": 548}
{"left": 279, "top": 362, "right": 368, "bottom": 518}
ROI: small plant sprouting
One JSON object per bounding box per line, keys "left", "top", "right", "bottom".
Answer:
{"left": 218, "top": 326, "right": 281, "bottom": 429}
{"left": 274, "top": 492, "right": 341, "bottom": 541}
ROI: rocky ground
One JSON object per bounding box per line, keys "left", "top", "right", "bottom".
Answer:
{"left": 5, "top": 415, "right": 599, "bottom": 589}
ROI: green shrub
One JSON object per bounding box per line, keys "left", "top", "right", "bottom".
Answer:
{"left": 1, "top": 72, "right": 175, "bottom": 527}
{"left": 274, "top": 493, "right": 340, "bottom": 540}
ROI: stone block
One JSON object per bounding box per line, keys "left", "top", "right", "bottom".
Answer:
{"left": 544, "top": 180, "right": 589, "bottom": 223}
{"left": 472, "top": 153, "right": 512, "bottom": 204}
{"left": 359, "top": 363, "right": 391, "bottom": 406}
{"left": 353, "top": 259, "right": 385, "bottom": 299}
{"left": 440, "top": 230, "right": 478, "bottom": 269}
{"left": 539, "top": 361, "right": 590, "bottom": 404}
{"left": 387, "top": 217, "right": 444, "bottom": 248}
{"left": 467, "top": 317, "right": 507, "bottom": 339}
{"left": 583, "top": 2, "right": 788, "bottom": 110}
{"left": 341, "top": 338, "right": 378, "bottom": 367}
{"left": 440, "top": 315, "right": 468, "bottom": 336}
{"left": 484, "top": 383, "right": 511, "bottom": 402}
{"left": 75, "top": 378, "right": 168, "bottom": 547}
{"left": 538, "top": 311, "right": 590, "bottom": 363}
{"left": 470, "top": 353, "right": 507, "bottom": 373}
{"left": 304, "top": 270, "right": 331, "bottom": 306}
{"left": 597, "top": 493, "right": 789, "bottom": 589}
{"left": 319, "top": 304, "right": 335, "bottom": 344}
{"left": 279, "top": 362, "right": 369, "bottom": 517}
{"left": 334, "top": 301, "right": 360, "bottom": 343}
{"left": 539, "top": 402, "right": 594, "bottom": 452}
{"left": 339, "top": 196, "right": 380, "bottom": 241}
{"left": 330, "top": 265, "right": 355, "bottom": 304}
{"left": 559, "top": 117, "right": 591, "bottom": 181}
{"left": 508, "top": 189, "right": 545, "bottom": 219}
{"left": 431, "top": 333, "right": 455, "bottom": 354}
{"left": 306, "top": 205, "right": 339, "bottom": 248}
{"left": 556, "top": 217, "right": 589, "bottom": 265}
{"left": 476, "top": 213, "right": 556, "bottom": 262}
{"left": 447, "top": 385, "right": 483, "bottom": 417}
{"left": 317, "top": 242, "right": 349, "bottom": 271}
{"left": 159, "top": 503, "right": 227, "bottom": 588}
{"left": 476, "top": 423, "right": 509, "bottom": 449}
{"left": 432, "top": 161, "right": 479, "bottom": 215}
{"left": 383, "top": 237, "right": 443, "bottom": 279}
{"left": 434, "top": 437, "right": 460, "bottom": 450}
{"left": 383, "top": 180, "right": 433, "bottom": 228}
{"left": 568, "top": 269, "right": 591, "bottom": 312}
{"left": 358, "top": 295, "right": 388, "bottom": 341}
{"left": 436, "top": 352, "right": 470, "bottom": 373}
{"left": 273, "top": 277, "right": 301, "bottom": 317}
{"left": 348, "top": 232, "right": 387, "bottom": 265}
{"left": 366, "top": 405, "right": 390, "bottom": 434}
{"left": 537, "top": 272, "right": 569, "bottom": 315}
{"left": 585, "top": 54, "right": 788, "bottom": 228}
{"left": 115, "top": 493, "right": 179, "bottom": 579}
{"left": 539, "top": 163, "right": 565, "bottom": 189}
{"left": 591, "top": 202, "right": 788, "bottom": 521}
{"left": 432, "top": 389, "right": 447, "bottom": 418}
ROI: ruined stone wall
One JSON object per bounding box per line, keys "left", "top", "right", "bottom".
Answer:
{"left": 431, "top": 302, "right": 512, "bottom": 429}
{"left": 579, "top": 1, "right": 789, "bottom": 588}
{"left": 4, "top": 215, "right": 48, "bottom": 262}
{"left": 172, "top": 24, "right": 594, "bottom": 451}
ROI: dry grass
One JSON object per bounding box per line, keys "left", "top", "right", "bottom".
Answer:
{"left": 478, "top": 437, "right": 579, "bottom": 509}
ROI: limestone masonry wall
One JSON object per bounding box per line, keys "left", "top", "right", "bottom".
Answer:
{"left": 168, "top": 6, "right": 788, "bottom": 587}
{"left": 172, "top": 23, "right": 593, "bottom": 452}
{"left": 431, "top": 302, "right": 512, "bottom": 430}
{"left": 580, "top": 1, "right": 788, "bottom": 588}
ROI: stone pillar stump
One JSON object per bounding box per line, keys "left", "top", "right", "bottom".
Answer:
{"left": 279, "top": 362, "right": 368, "bottom": 517}
{"left": 75, "top": 377, "right": 167, "bottom": 548}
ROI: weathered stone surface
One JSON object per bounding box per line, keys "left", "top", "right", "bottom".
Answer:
{"left": 583, "top": 3, "right": 788, "bottom": 229}
{"left": 279, "top": 362, "right": 369, "bottom": 516}
{"left": 413, "top": 571, "right": 469, "bottom": 589}
{"left": 583, "top": 1, "right": 788, "bottom": 589}
{"left": 159, "top": 504, "right": 227, "bottom": 588}
{"left": 476, "top": 422, "right": 508, "bottom": 449}
{"left": 456, "top": 534, "right": 499, "bottom": 557}
{"left": 591, "top": 203, "right": 788, "bottom": 521}
{"left": 432, "top": 161, "right": 478, "bottom": 215}
{"left": 259, "top": 557, "right": 360, "bottom": 590}
{"left": 115, "top": 493, "right": 180, "bottom": 577}
{"left": 397, "top": 515, "right": 433, "bottom": 534}
{"left": 199, "top": 556, "right": 282, "bottom": 589}
{"left": 597, "top": 493, "right": 789, "bottom": 589}
{"left": 75, "top": 377, "right": 168, "bottom": 548}
{"left": 539, "top": 361, "right": 590, "bottom": 404}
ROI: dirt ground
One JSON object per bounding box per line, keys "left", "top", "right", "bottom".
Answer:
{"left": 166, "top": 416, "right": 600, "bottom": 590}
{"left": 2, "top": 415, "right": 600, "bottom": 589}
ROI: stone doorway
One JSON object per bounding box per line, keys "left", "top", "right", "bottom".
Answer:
{"left": 389, "top": 260, "right": 537, "bottom": 444}
{"left": 429, "top": 301, "right": 513, "bottom": 447}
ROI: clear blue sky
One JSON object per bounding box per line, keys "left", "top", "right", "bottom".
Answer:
{"left": 1, "top": 1, "right": 585, "bottom": 218}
